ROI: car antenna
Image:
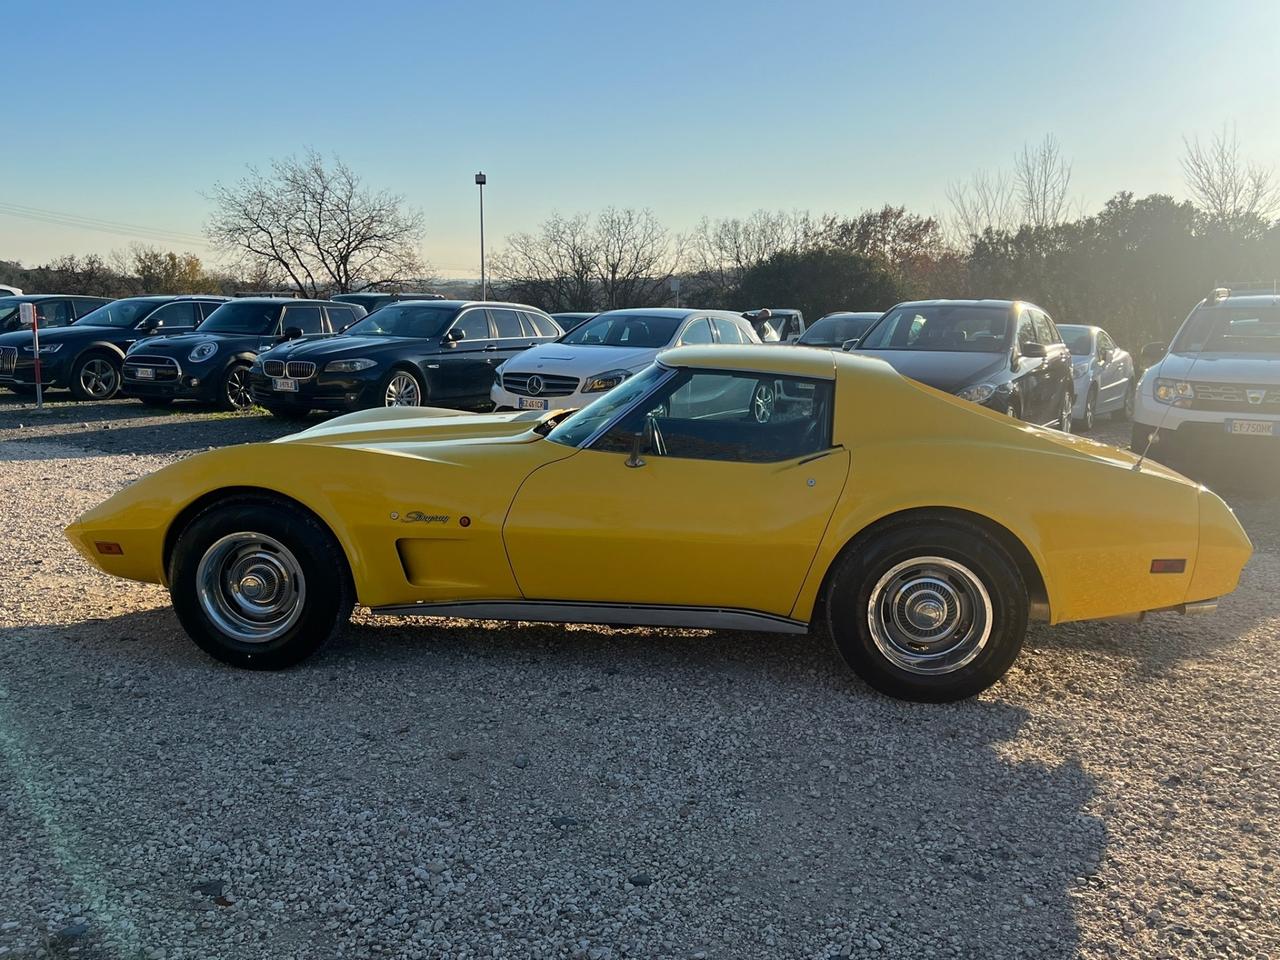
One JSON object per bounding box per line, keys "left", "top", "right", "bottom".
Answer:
{"left": 1133, "top": 286, "right": 1225, "bottom": 471}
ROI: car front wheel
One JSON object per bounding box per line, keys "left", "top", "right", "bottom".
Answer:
{"left": 1074, "top": 385, "right": 1096, "bottom": 432}
{"left": 826, "top": 522, "right": 1027, "bottom": 702}
{"left": 1056, "top": 387, "right": 1073, "bottom": 433}
{"left": 70, "top": 352, "right": 122, "bottom": 401}
{"left": 219, "top": 362, "right": 253, "bottom": 411}
{"left": 169, "top": 497, "right": 354, "bottom": 669}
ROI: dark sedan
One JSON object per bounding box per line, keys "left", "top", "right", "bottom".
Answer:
{"left": 797, "top": 312, "right": 882, "bottom": 350}
{"left": 0, "top": 296, "right": 225, "bottom": 400}
{"left": 0, "top": 294, "right": 113, "bottom": 332}
{"left": 854, "top": 299, "right": 1075, "bottom": 430}
{"left": 248, "top": 300, "right": 562, "bottom": 416}
{"left": 121, "top": 299, "right": 364, "bottom": 409}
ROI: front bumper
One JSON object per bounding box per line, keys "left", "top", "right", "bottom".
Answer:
{"left": 491, "top": 381, "right": 590, "bottom": 413}
{"left": 248, "top": 369, "right": 380, "bottom": 411}
{"left": 1134, "top": 388, "right": 1280, "bottom": 455}
{"left": 121, "top": 354, "right": 222, "bottom": 401}
{"left": 0, "top": 349, "right": 70, "bottom": 387}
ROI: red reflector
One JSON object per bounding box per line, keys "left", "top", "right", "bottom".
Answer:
{"left": 94, "top": 541, "right": 124, "bottom": 556}
{"left": 1150, "top": 559, "right": 1186, "bottom": 574}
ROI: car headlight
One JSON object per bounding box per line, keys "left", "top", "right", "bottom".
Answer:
{"left": 22, "top": 343, "right": 62, "bottom": 354}
{"left": 955, "top": 382, "right": 996, "bottom": 403}
{"left": 1072, "top": 360, "right": 1090, "bottom": 377}
{"left": 1154, "top": 378, "right": 1194, "bottom": 407}
{"left": 494, "top": 360, "right": 507, "bottom": 374}
{"left": 188, "top": 341, "right": 218, "bottom": 363}
{"left": 325, "top": 358, "right": 377, "bottom": 373}
{"left": 583, "top": 369, "right": 631, "bottom": 393}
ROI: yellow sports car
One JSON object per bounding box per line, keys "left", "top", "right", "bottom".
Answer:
{"left": 67, "top": 345, "right": 1252, "bottom": 702}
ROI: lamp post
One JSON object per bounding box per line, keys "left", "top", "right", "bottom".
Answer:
{"left": 475, "top": 171, "right": 487, "bottom": 300}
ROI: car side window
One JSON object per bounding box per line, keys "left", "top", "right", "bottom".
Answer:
{"left": 592, "top": 369, "right": 834, "bottom": 464}
{"left": 198, "top": 301, "right": 223, "bottom": 320}
{"left": 146, "top": 301, "right": 198, "bottom": 329}
{"left": 489, "top": 308, "right": 524, "bottom": 339}
{"left": 73, "top": 298, "right": 104, "bottom": 318}
{"left": 451, "top": 309, "right": 492, "bottom": 342}
{"left": 1016, "top": 311, "right": 1038, "bottom": 349}
{"left": 280, "top": 305, "right": 325, "bottom": 334}
{"left": 1032, "top": 310, "right": 1058, "bottom": 345}
{"left": 36, "top": 300, "right": 72, "bottom": 326}
{"left": 679, "top": 318, "right": 714, "bottom": 345}
{"left": 523, "top": 311, "right": 559, "bottom": 337}
{"left": 1098, "top": 331, "right": 1115, "bottom": 356}
{"left": 326, "top": 306, "right": 357, "bottom": 330}
{"left": 712, "top": 317, "right": 746, "bottom": 344}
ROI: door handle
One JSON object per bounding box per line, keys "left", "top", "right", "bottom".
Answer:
{"left": 484, "top": 344, "right": 498, "bottom": 351}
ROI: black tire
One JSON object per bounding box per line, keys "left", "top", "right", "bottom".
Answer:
{"left": 139, "top": 398, "right": 173, "bottom": 409}
{"left": 826, "top": 520, "right": 1028, "bottom": 702}
{"left": 1074, "top": 385, "right": 1096, "bottom": 432}
{"left": 169, "top": 497, "right": 353, "bottom": 669}
{"left": 69, "top": 351, "right": 122, "bottom": 401}
{"left": 1055, "top": 387, "right": 1073, "bottom": 433}
{"left": 374, "top": 367, "right": 426, "bottom": 408}
{"left": 262, "top": 401, "right": 311, "bottom": 420}
{"left": 218, "top": 362, "right": 253, "bottom": 411}
{"left": 1113, "top": 380, "right": 1136, "bottom": 422}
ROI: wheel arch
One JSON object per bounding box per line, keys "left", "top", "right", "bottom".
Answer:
{"left": 811, "top": 506, "right": 1050, "bottom": 624}
{"left": 162, "top": 486, "right": 356, "bottom": 597}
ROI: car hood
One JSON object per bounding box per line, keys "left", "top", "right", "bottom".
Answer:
{"left": 853, "top": 350, "right": 1008, "bottom": 393}
{"left": 500, "top": 343, "right": 658, "bottom": 375}
{"left": 1153, "top": 352, "right": 1280, "bottom": 383}
{"left": 0, "top": 324, "right": 110, "bottom": 347}
{"left": 264, "top": 335, "right": 430, "bottom": 362}
{"left": 279, "top": 404, "right": 561, "bottom": 448}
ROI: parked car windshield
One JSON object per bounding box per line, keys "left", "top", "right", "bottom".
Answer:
{"left": 799, "top": 315, "right": 877, "bottom": 347}
{"left": 561, "top": 313, "right": 681, "bottom": 348}
{"left": 343, "top": 304, "right": 456, "bottom": 339}
{"left": 1172, "top": 305, "right": 1280, "bottom": 355}
{"left": 74, "top": 298, "right": 163, "bottom": 328}
{"left": 859, "top": 304, "right": 1011, "bottom": 353}
{"left": 197, "top": 301, "right": 284, "bottom": 335}
{"left": 1057, "top": 325, "right": 1095, "bottom": 355}
{"left": 0, "top": 303, "right": 19, "bottom": 327}
{"left": 547, "top": 364, "right": 670, "bottom": 448}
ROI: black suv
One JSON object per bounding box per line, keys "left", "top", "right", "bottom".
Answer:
{"left": 0, "top": 295, "right": 113, "bottom": 333}
{"left": 121, "top": 298, "right": 364, "bottom": 409}
{"left": 249, "top": 299, "right": 561, "bottom": 416}
{"left": 0, "top": 296, "right": 226, "bottom": 400}
{"left": 330, "top": 292, "right": 445, "bottom": 314}
{"left": 854, "top": 299, "right": 1075, "bottom": 429}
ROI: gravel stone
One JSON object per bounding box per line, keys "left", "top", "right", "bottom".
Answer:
{"left": 1, "top": 397, "right": 1278, "bottom": 959}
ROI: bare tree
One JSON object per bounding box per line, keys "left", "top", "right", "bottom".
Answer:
{"left": 1181, "top": 125, "right": 1280, "bottom": 225}
{"left": 1014, "top": 135, "right": 1073, "bottom": 229}
{"left": 594, "top": 207, "right": 680, "bottom": 309}
{"left": 687, "top": 209, "right": 820, "bottom": 303}
{"left": 946, "top": 169, "right": 1018, "bottom": 242}
{"left": 206, "top": 151, "right": 429, "bottom": 296}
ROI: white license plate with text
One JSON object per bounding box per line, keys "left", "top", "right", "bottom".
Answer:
{"left": 135, "top": 368, "right": 155, "bottom": 380}
{"left": 519, "top": 397, "right": 548, "bottom": 410}
{"left": 1226, "top": 419, "right": 1275, "bottom": 436}
{"left": 273, "top": 378, "right": 299, "bottom": 393}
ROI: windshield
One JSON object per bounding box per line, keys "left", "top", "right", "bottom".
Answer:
{"left": 799, "top": 315, "right": 877, "bottom": 347}
{"left": 859, "top": 304, "right": 1011, "bottom": 353}
{"left": 343, "top": 304, "right": 456, "bottom": 339}
{"left": 0, "top": 303, "right": 19, "bottom": 328}
{"left": 197, "top": 301, "right": 284, "bottom": 335}
{"left": 1057, "top": 325, "right": 1094, "bottom": 356}
{"left": 1172, "top": 305, "right": 1280, "bottom": 355}
{"left": 547, "top": 364, "right": 670, "bottom": 448}
{"left": 561, "top": 313, "right": 681, "bottom": 348}
{"left": 74, "top": 298, "right": 162, "bottom": 328}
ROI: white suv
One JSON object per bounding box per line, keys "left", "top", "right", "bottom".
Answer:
{"left": 1132, "top": 286, "right": 1280, "bottom": 459}
{"left": 490, "top": 308, "right": 760, "bottom": 413}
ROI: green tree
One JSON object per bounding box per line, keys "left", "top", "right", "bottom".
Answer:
{"left": 736, "top": 248, "right": 905, "bottom": 321}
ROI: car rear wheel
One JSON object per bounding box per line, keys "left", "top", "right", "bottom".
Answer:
{"left": 169, "top": 497, "right": 353, "bottom": 669}
{"left": 1055, "top": 388, "right": 1073, "bottom": 433}
{"left": 826, "top": 522, "right": 1027, "bottom": 702}
{"left": 380, "top": 369, "right": 424, "bottom": 407}
{"left": 70, "top": 352, "right": 121, "bottom": 401}
{"left": 1074, "top": 385, "right": 1096, "bottom": 432}
{"left": 1114, "top": 380, "right": 1136, "bottom": 421}
{"left": 218, "top": 362, "right": 254, "bottom": 411}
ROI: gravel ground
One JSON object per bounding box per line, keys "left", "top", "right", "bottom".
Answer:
{"left": 0, "top": 394, "right": 1277, "bottom": 960}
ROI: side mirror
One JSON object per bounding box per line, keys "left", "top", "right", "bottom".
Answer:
{"left": 283, "top": 326, "right": 304, "bottom": 341}
{"left": 626, "top": 417, "right": 655, "bottom": 468}
{"left": 1020, "top": 342, "right": 1047, "bottom": 359}
{"left": 841, "top": 338, "right": 860, "bottom": 351}
{"left": 1140, "top": 341, "right": 1168, "bottom": 366}
{"left": 1101, "top": 347, "right": 1115, "bottom": 362}
{"left": 444, "top": 328, "right": 465, "bottom": 345}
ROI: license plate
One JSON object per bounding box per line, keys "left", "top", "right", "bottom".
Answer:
{"left": 273, "top": 378, "right": 299, "bottom": 393}
{"left": 519, "top": 397, "right": 548, "bottom": 410}
{"left": 1226, "top": 419, "right": 1274, "bottom": 436}
{"left": 135, "top": 367, "right": 155, "bottom": 380}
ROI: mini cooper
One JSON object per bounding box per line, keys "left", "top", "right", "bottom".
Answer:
{"left": 67, "top": 346, "right": 1251, "bottom": 702}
